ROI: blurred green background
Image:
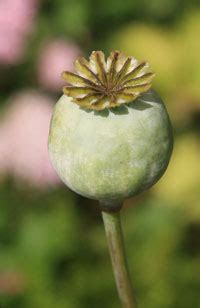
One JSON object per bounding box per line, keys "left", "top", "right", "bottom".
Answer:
{"left": 0, "top": 0, "right": 200, "bottom": 307}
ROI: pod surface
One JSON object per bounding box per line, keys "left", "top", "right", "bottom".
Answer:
{"left": 48, "top": 90, "right": 173, "bottom": 201}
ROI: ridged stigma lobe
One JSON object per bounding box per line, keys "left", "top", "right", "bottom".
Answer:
{"left": 61, "top": 50, "right": 155, "bottom": 110}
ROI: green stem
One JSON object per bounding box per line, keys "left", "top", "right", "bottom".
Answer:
{"left": 101, "top": 206, "right": 138, "bottom": 308}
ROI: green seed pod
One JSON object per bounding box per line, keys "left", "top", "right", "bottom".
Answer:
{"left": 48, "top": 51, "right": 173, "bottom": 207}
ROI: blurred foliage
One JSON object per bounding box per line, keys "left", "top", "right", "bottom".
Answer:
{"left": 1, "top": 0, "right": 200, "bottom": 307}
{"left": 0, "top": 182, "right": 200, "bottom": 307}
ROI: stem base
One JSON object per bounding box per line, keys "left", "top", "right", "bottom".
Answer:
{"left": 102, "top": 208, "right": 137, "bottom": 307}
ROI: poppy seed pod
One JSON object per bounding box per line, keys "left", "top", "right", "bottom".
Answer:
{"left": 48, "top": 51, "right": 173, "bottom": 207}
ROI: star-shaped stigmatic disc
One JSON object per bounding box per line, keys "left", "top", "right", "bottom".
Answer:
{"left": 61, "top": 50, "right": 155, "bottom": 111}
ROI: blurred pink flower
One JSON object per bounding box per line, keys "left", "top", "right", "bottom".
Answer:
{"left": 37, "top": 40, "right": 81, "bottom": 91}
{"left": 0, "top": 91, "right": 60, "bottom": 188}
{"left": 0, "top": 0, "right": 38, "bottom": 65}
